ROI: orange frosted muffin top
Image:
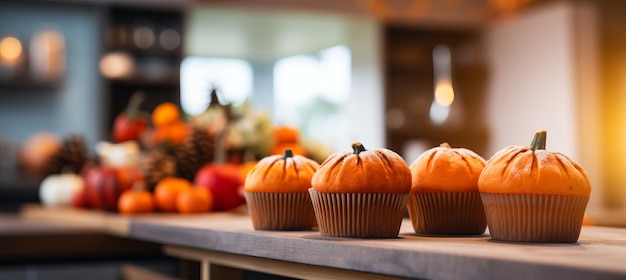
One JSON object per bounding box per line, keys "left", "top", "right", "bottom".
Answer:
{"left": 311, "top": 142, "right": 411, "bottom": 193}
{"left": 410, "top": 143, "right": 486, "bottom": 193}
{"left": 244, "top": 149, "right": 319, "bottom": 193}
{"left": 478, "top": 130, "right": 591, "bottom": 197}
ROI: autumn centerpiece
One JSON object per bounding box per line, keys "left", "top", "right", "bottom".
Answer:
{"left": 408, "top": 143, "right": 487, "bottom": 235}
{"left": 244, "top": 149, "right": 319, "bottom": 230}
{"left": 478, "top": 130, "right": 591, "bottom": 242}
{"left": 310, "top": 142, "right": 411, "bottom": 238}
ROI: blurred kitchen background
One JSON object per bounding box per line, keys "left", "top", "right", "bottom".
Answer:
{"left": 1, "top": 0, "right": 626, "bottom": 226}
{"left": 3, "top": 0, "right": 626, "bottom": 279}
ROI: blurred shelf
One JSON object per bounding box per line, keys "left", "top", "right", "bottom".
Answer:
{"left": 105, "top": 46, "right": 182, "bottom": 57}
{"left": 107, "top": 76, "right": 180, "bottom": 88}
{"left": 0, "top": 78, "right": 63, "bottom": 89}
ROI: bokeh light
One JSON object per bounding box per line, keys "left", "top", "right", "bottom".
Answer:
{"left": 0, "top": 36, "right": 23, "bottom": 64}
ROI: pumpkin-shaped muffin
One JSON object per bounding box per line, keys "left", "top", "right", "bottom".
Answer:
{"left": 244, "top": 149, "right": 319, "bottom": 230}
{"left": 478, "top": 130, "right": 591, "bottom": 242}
{"left": 408, "top": 143, "right": 487, "bottom": 235}
{"left": 310, "top": 142, "right": 411, "bottom": 238}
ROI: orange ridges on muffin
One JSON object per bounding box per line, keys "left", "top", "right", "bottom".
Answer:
{"left": 410, "top": 142, "right": 486, "bottom": 193}
{"left": 478, "top": 130, "right": 592, "bottom": 243}
{"left": 244, "top": 149, "right": 319, "bottom": 193}
{"left": 478, "top": 131, "right": 591, "bottom": 197}
{"left": 243, "top": 149, "right": 319, "bottom": 231}
{"left": 311, "top": 142, "right": 411, "bottom": 193}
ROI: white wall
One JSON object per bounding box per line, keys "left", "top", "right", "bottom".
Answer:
{"left": 485, "top": 1, "right": 577, "bottom": 157}
{"left": 343, "top": 18, "right": 385, "bottom": 151}
{"left": 484, "top": 1, "right": 601, "bottom": 208}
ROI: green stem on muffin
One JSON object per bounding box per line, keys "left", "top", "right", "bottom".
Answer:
{"left": 530, "top": 130, "right": 547, "bottom": 151}
{"left": 352, "top": 142, "right": 366, "bottom": 155}
{"left": 283, "top": 149, "right": 293, "bottom": 159}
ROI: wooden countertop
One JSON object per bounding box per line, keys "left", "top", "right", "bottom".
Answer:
{"left": 0, "top": 213, "right": 162, "bottom": 261}
{"left": 20, "top": 205, "right": 626, "bottom": 280}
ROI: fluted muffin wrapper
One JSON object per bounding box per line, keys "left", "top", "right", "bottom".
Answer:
{"left": 308, "top": 189, "right": 409, "bottom": 238}
{"left": 244, "top": 192, "right": 317, "bottom": 231}
{"left": 480, "top": 193, "right": 589, "bottom": 243}
{"left": 407, "top": 192, "right": 487, "bottom": 235}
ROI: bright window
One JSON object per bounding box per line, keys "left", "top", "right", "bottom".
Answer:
{"left": 273, "top": 45, "right": 351, "bottom": 146}
{"left": 180, "top": 57, "right": 253, "bottom": 115}
{"left": 273, "top": 45, "right": 351, "bottom": 126}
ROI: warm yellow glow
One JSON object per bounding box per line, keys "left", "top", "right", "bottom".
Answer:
{"left": 434, "top": 80, "right": 455, "bottom": 107}
{"left": 0, "top": 36, "right": 23, "bottom": 63}
{"left": 99, "top": 52, "right": 134, "bottom": 79}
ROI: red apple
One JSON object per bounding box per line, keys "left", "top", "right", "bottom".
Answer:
{"left": 194, "top": 164, "right": 244, "bottom": 211}
{"left": 71, "top": 188, "right": 90, "bottom": 209}
{"left": 112, "top": 91, "right": 148, "bottom": 143}
{"left": 112, "top": 113, "right": 147, "bottom": 143}
{"left": 82, "top": 166, "right": 140, "bottom": 211}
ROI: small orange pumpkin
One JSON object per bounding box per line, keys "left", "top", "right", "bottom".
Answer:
{"left": 154, "top": 177, "right": 192, "bottom": 212}
{"left": 118, "top": 186, "right": 154, "bottom": 214}
{"left": 273, "top": 126, "right": 300, "bottom": 144}
{"left": 271, "top": 126, "right": 307, "bottom": 157}
{"left": 311, "top": 142, "right": 411, "bottom": 193}
{"left": 152, "top": 102, "right": 181, "bottom": 128}
{"left": 176, "top": 187, "right": 213, "bottom": 214}
{"left": 244, "top": 149, "right": 319, "bottom": 193}
{"left": 153, "top": 121, "right": 189, "bottom": 146}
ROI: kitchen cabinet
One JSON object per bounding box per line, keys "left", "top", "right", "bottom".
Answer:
{"left": 101, "top": 5, "right": 185, "bottom": 138}
{"left": 384, "top": 26, "right": 489, "bottom": 157}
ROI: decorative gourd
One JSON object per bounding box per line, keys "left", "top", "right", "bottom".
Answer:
{"left": 176, "top": 187, "right": 213, "bottom": 214}
{"left": 245, "top": 149, "right": 319, "bottom": 193}
{"left": 270, "top": 126, "right": 306, "bottom": 156}
{"left": 82, "top": 165, "right": 142, "bottom": 211}
{"left": 194, "top": 164, "right": 244, "bottom": 211}
{"left": 118, "top": 185, "right": 154, "bottom": 214}
{"left": 274, "top": 126, "right": 299, "bottom": 144}
{"left": 20, "top": 133, "right": 62, "bottom": 178}
{"left": 150, "top": 102, "right": 189, "bottom": 147}
{"left": 112, "top": 91, "right": 148, "bottom": 143}
{"left": 410, "top": 143, "right": 486, "bottom": 193}
{"left": 311, "top": 142, "right": 411, "bottom": 193}
{"left": 478, "top": 130, "right": 591, "bottom": 196}
{"left": 152, "top": 102, "right": 181, "bottom": 128}
{"left": 194, "top": 121, "right": 245, "bottom": 212}
{"left": 39, "top": 173, "right": 85, "bottom": 207}
{"left": 154, "top": 177, "right": 192, "bottom": 212}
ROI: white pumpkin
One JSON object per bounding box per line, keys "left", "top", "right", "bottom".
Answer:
{"left": 39, "top": 173, "right": 85, "bottom": 207}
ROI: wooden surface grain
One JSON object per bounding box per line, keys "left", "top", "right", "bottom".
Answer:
{"left": 19, "top": 205, "right": 626, "bottom": 280}
{"left": 0, "top": 214, "right": 162, "bottom": 261}
{"left": 20, "top": 204, "right": 132, "bottom": 236}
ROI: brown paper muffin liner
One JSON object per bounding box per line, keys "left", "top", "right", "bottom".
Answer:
{"left": 244, "top": 192, "right": 317, "bottom": 231}
{"left": 480, "top": 193, "right": 589, "bottom": 243}
{"left": 308, "top": 189, "right": 409, "bottom": 238}
{"left": 407, "top": 192, "right": 487, "bottom": 235}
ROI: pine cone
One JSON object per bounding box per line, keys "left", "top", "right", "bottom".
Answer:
{"left": 176, "top": 126, "right": 214, "bottom": 181}
{"left": 50, "top": 134, "right": 89, "bottom": 174}
{"left": 141, "top": 149, "right": 176, "bottom": 190}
